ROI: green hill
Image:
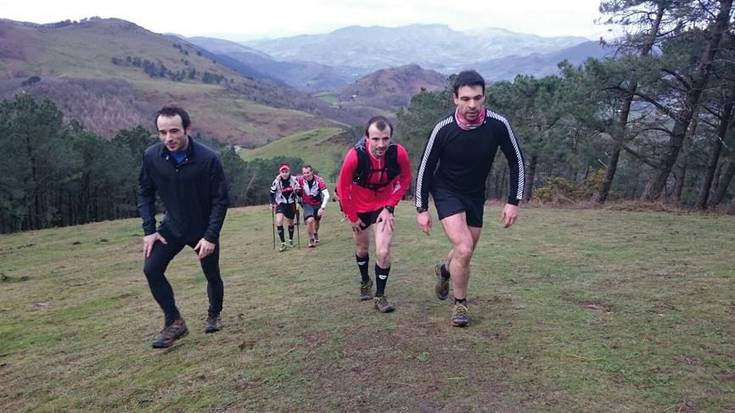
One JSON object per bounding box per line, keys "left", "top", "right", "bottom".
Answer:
{"left": 240, "top": 127, "right": 354, "bottom": 179}
{"left": 0, "top": 17, "right": 336, "bottom": 145}
{"left": 1, "top": 206, "right": 733, "bottom": 411}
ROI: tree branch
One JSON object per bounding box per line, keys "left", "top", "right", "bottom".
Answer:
{"left": 660, "top": 68, "right": 692, "bottom": 90}
{"left": 630, "top": 89, "right": 680, "bottom": 120}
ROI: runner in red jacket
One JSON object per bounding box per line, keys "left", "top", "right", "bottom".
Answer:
{"left": 337, "top": 116, "right": 411, "bottom": 313}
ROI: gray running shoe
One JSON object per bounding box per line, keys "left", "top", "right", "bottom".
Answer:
{"left": 278, "top": 242, "right": 288, "bottom": 252}
{"left": 373, "top": 295, "right": 395, "bottom": 313}
{"left": 434, "top": 263, "right": 449, "bottom": 300}
{"left": 152, "top": 318, "right": 188, "bottom": 348}
{"left": 451, "top": 303, "right": 470, "bottom": 327}
{"left": 359, "top": 279, "right": 373, "bottom": 301}
{"left": 205, "top": 315, "right": 222, "bottom": 333}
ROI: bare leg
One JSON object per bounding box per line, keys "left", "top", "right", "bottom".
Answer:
{"left": 440, "top": 213, "right": 482, "bottom": 300}
{"left": 305, "top": 217, "right": 315, "bottom": 239}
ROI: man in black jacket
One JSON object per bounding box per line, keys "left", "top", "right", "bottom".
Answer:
{"left": 138, "top": 105, "right": 229, "bottom": 348}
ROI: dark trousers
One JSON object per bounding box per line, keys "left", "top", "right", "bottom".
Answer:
{"left": 143, "top": 237, "right": 224, "bottom": 322}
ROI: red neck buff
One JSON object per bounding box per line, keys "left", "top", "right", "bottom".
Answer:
{"left": 455, "top": 106, "right": 486, "bottom": 130}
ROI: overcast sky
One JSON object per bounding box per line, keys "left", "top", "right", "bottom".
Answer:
{"left": 1, "top": 0, "right": 612, "bottom": 40}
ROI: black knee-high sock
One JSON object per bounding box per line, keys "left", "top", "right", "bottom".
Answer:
{"left": 288, "top": 225, "right": 294, "bottom": 240}
{"left": 277, "top": 225, "right": 285, "bottom": 242}
{"left": 375, "top": 264, "right": 390, "bottom": 296}
{"left": 356, "top": 254, "right": 369, "bottom": 283}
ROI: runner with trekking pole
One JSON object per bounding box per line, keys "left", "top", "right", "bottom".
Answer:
{"left": 269, "top": 163, "right": 301, "bottom": 252}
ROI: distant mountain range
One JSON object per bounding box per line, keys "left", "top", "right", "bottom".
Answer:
{"left": 244, "top": 24, "right": 595, "bottom": 75}
{"left": 188, "top": 24, "right": 612, "bottom": 92}
{"left": 474, "top": 41, "right": 614, "bottom": 80}
{"left": 187, "top": 36, "right": 358, "bottom": 91}
{"left": 0, "top": 17, "right": 617, "bottom": 148}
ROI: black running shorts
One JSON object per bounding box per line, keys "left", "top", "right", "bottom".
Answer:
{"left": 432, "top": 189, "right": 485, "bottom": 228}
{"left": 276, "top": 203, "right": 296, "bottom": 220}
{"left": 356, "top": 208, "right": 385, "bottom": 230}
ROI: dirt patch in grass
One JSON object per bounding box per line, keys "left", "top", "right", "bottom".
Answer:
{"left": 298, "top": 309, "right": 526, "bottom": 412}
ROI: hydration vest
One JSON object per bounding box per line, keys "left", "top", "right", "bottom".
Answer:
{"left": 352, "top": 140, "right": 400, "bottom": 190}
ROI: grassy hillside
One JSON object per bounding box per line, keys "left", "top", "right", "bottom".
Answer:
{"left": 1, "top": 206, "right": 733, "bottom": 411}
{"left": 0, "top": 18, "right": 334, "bottom": 144}
{"left": 240, "top": 127, "right": 353, "bottom": 179}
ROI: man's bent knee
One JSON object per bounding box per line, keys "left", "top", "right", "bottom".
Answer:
{"left": 453, "top": 243, "right": 474, "bottom": 262}
{"left": 376, "top": 246, "right": 391, "bottom": 264}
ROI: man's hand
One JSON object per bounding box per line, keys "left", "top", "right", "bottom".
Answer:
{"left": 143, "top": 232, "right": 167, "bottom": 258}
{"left": 350, "top": 218, "right": 366, "bottom": 234}
{"left": 416, "top": 211, "right": 432, "bottom": 235}
{"left": 501, "top": 203, "right": 519, "bottom": 228}
{"left": 194, "top": 238, "right": 216, "bottom": 260}
{"left": 376, "top": 208, "right": 395, "bottom": 233}
{"left": 317, "top": 207, "right": 325, "bottom": 218}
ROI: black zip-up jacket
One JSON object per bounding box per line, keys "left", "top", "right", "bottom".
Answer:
{"left": 138, "top": 137, "right": 229, "bottom": 244}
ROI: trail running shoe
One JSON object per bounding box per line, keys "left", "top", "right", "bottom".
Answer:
{"left": 152, "top": 318, "right": 188, "bottom": 348}
{"left": 205, "top": 315, "right": 222, "bottom": 333}
{"left": 288, "top": 239, "right": 295, "bottom": 248}
{"left": 308, "top": 238, "right": 316, "bottom": 248}
{"left": 279, "top": 242, "right": 288, "bottom": 252}
{"left": 451, "top": 303, "right": 470, "bottom": 327}
{"left": 314, "top": 234, "right": 320, "bottom": 245}
{"left": 360, "top": 279, "right": 373, "bottom": 301}
{"left": 434, "top": 263, "right": 449, "bottom": 300}
{"left": 373, "top": 295, "right": 395, "bottom": 313}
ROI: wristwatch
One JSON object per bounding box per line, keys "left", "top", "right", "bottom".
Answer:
{"left": 384, "top": 205, "right": 395, "bottom": 214}
{"left": 416, "top": 207, "right": 428, "bottom": 213}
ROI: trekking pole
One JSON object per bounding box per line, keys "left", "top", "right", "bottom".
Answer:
{"left": 271, "top": 205, "right": 276, "bottom": 249}
{"left": 295, "top": 203, "right": 301, "bottom": 248}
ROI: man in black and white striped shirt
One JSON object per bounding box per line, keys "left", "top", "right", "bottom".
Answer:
{"left": 415, "top": 70, "right": 525, "bottom": 327}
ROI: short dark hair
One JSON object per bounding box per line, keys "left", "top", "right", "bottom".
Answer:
{"left": 155, "top": 105, "right": 191, "bottom": 130}
{"left": 302, "top": 164, "right": 313, "bottom": 171}
{"left": 364, "top": 116, "right": 393, "bottom": 137}
{"left": 453, "top": 70, "right": 485, "bottom": 96}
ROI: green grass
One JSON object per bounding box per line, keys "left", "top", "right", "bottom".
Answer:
{"left": 240, "top": 127, "right": 351, "bottom": 177}
{"left": 0, "top": 206, "right": 733, "bottom": 411}
{"left": 313, "top": 92, "right": 339, "bottom": 105}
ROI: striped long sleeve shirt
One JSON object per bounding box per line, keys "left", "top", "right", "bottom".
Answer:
{"left": 414, "top": 109, "right": 526, "bottom": 210}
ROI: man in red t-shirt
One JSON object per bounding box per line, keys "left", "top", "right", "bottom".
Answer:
{"left": 337, "top": 116, "right": 411, "bottom": 313}
{"left": 297, "top": 165, "right": 330, "bottom": 248}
